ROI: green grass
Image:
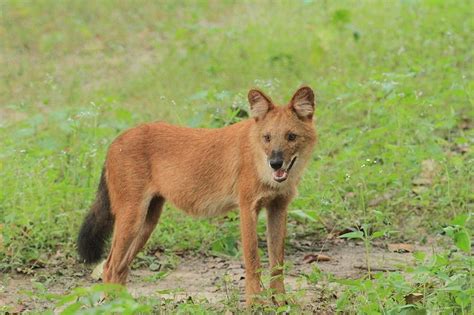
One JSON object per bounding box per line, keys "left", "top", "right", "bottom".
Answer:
{"left": 1, "top": 0, "right": 473, "bottom": 313}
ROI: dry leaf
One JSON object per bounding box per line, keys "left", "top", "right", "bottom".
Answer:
{"left": 412, "top": 178, "right": 432, "bottom": 186}
{"left": 453, "top": 144, "right": 469, "bottom": 154}
{"left": 412, "top": 186, "right": 428, "bottom": 194}
{"left": 303, "top": 253, "right": 331, "bottom": 263}
{"left": 91, "top": 260, "right": 106, "bottom": 280}
{"left": 388, "top": 243, "right": 414, "bottom": 253}
{"left": 9, "top": 304, "right": 26, "bottom": 314}
{"left": 16, "top": 267, "right": 34, "bottom": 275}
{"left": 405, "top": 292, "right": 424, "bottom": 304}
{"left": 458, "top": 118, "right": 472, "bottom": 130}
{"left": 344, "top": 192, "right": 356, "bottom": 200}
{"left": 329, "top": 228, "right": 355, "bottom": 238}
{"left": 368, "top": 191, "right": 397, "bottom": 207}
{"left": 28, "top": 259, "right": 46, "bottom": 269}
{"left": 421, "top": 159, "right": 438, "bottom": 177}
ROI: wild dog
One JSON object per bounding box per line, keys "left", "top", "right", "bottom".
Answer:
{"left": 77, "top": 86, "right": 317, "bottom": 305}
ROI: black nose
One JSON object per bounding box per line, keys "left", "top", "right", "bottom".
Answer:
{"left": 269, "top": 150, "right": 284, "bottom": 170}
{"left": 270, "top": 159, "right": 283, "bottom": 170}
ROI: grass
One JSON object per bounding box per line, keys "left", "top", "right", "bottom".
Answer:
{"left": 0, "top": 0, "right": 472, "bottom": 313}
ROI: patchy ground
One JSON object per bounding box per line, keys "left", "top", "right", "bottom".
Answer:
{"left": 1, "top": 239, "right": 433, "bottom": 313}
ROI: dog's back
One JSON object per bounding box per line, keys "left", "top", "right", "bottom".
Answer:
{"left": 106, "top": 121, "right": 251, "bottom": 217}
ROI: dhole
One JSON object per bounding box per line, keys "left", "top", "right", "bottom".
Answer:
{"left": 77, "top": 86, "right": 317, "bottom": 305}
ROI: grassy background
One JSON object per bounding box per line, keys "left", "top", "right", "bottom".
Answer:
{"left": 0, "top": 0, "right": 472, "bottom": 311}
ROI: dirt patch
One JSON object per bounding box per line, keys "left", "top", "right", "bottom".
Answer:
{"left": 0, "top": 108, "right": 27, "bottom": 126}
{"left": 1, "top": 241, "right": 431, "bottom": 312}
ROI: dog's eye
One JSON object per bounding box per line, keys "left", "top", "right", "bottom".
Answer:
{"left": 288, "top": 133, "right": 297, "bottom": 141}
{"left": 263, "top": 134, "right": 271, "bottom": 143}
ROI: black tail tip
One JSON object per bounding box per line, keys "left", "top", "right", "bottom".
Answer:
{"left": 77, "top": 212, "right": 107, "bottom": 264}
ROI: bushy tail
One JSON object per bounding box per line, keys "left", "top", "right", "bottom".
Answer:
{"left": 77, "top": 169, "right": 114, "bottom": 263}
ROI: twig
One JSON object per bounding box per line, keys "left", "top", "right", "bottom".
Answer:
{"left": 354, "top": 265, "right": 399, "bottom": 272}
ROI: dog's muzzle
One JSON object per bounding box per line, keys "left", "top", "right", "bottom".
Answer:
{"left": 271, "top": 156, "right": 297, "bottom": 183}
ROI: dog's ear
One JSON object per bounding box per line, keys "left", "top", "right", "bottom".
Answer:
{"left": 290, "top": 86, "right": 315, "bottom": 121}
{"left": 248, "top": 89, "right": 274, "bottom": 120}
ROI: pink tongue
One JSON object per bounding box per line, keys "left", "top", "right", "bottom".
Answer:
{"left": 275, "top": 169, "right": 286, "bottom": 177}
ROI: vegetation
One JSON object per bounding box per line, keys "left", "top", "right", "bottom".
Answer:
{"left": 1, "top": 0, "right": 472, "bottom": 313}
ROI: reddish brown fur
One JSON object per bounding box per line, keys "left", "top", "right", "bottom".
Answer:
{"left": 96, "top": 87, "right": 317, "bottom": 305}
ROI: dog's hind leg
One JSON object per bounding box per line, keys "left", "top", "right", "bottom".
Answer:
{"left": 103, "top": 195, "right": 164, "bottom": 284}
{"left": 133, "top": 196, "right": 164, "bottom": 254}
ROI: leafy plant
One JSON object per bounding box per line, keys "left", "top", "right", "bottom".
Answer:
{"left": 339, "top": 210, "right": 391, "bottom": 276}
{"left": 443, "top": 214, "right": 471, "bottom": 254}
{"left": 335, "top": 215, "right": 473, "bottom": 314}
{"left": 47, "top": 284, "right": 153, "bottom": 314}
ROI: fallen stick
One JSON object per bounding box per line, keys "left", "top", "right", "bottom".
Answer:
{"left": 353, "top": 265, "right": 399, "bottom": 272}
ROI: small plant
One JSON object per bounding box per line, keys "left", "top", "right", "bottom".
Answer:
{"left": 48, "top": 283, "right": 153, "bottom": 314}
{"left": 339, "top": 210, "right": 391, "bottom": 276}
{"left": 216, "top": 272, "right": 241, "bottom": 310}
{"left": 334, "top": 214, "right": 473, "bottom": 314}
{"left": 442, "top": 213, "right": 471, "bottom": 254}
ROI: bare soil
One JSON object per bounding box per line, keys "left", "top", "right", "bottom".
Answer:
{"left": 1, "top": 240, "right": 432, "bottom": 313}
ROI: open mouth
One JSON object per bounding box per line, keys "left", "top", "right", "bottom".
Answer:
{"left": 272, "top": 156, "right": 297, "bottom": 183}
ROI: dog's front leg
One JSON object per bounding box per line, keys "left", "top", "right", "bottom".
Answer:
{"left": 266, "top": 197, "right": 290, "bottom": 297}
{"left": 239, "top": 200, "right": 261, "bottom": 306}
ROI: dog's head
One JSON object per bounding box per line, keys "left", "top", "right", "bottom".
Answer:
{"left": 248, "top": 86, "right": 317, "bottom": 184}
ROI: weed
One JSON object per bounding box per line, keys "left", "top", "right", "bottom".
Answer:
{"left": 334, "top": 214, "right": 473, "bottom": 313}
